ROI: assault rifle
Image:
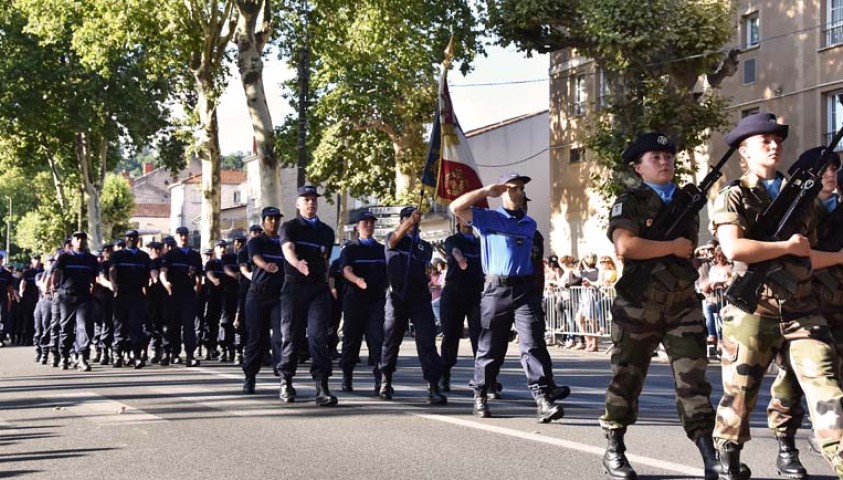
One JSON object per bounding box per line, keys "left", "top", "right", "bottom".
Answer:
{"left": 724, "top": 122, "right": 843, "bottom": 313}
{"left": 614, "top": 146, "right": 736, "bottom": 304}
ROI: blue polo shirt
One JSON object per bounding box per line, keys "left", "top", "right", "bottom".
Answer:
{"left": 161, "top": 247, "right": 203, "bottom": 292}
{"left": 279, "top": 214, "right": 334, "bottom": 283}
{"left": 247, "top": 234, "right": 285, "bottom": 291}
{"left": 110, "top": 248, "right": 151, "bottom": 293}
{"left": 54, "top": 250, "right": 99, "bottom": 296}
{"left": 470, "top": 206, "right": 536, "bottom": 277}
{"left": 340, "top": 238, "right": 387, "bottom": 298}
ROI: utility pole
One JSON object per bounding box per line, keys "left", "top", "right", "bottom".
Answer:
{"left": 296, "top": 0, "right": 310, "bottom": 188}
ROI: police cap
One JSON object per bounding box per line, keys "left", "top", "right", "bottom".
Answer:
{"left": 260, "top": 207, "right": 282, "bottom": 219}
{"left": 125, "top": 229, "right": 139, "bottom": 238}
{"left": 724, "top": 112, "right": 789, "bottom": 148}
{"left": 163, "top": 236, "right": 176, "bottom": 246}
{"left": 355, "top": 211, "right": 377, "bottom": 223}
{"left": 101, "top": 242, "right": 114, "bottom": 251}
{"left": 147, "top": 241, "right": 162, "bottom": 250}
{"left": 297, "top": 185, "right": 321, "bottom": 197}
{"left": 175, "top": 226, "right": 190, "bottom": 235}
{"left": 31, "top": 254, "right": 41, "bottom": 261}
{"left": 621, "top": 132, "right": 676, "bottom": 164}
{"left": 498, "top": 172, "right": 532, "bottom": 185}
{"left": 788, "top": 146, "right": 841, "bottom": 176}
{"left": 201, "top": 248, "right": 213, "bottom": 255}
{"left": 399, "top": 206, "right": 417, "bottom": 219}
{"left": 233, "top": 234, "right": 247, "bottom": 242}
{"left": 71, "top": 231, "right": 88, "bottom": 239}
{"left": 115, "top": 239, "right": 126, "bottom": 248}
{"left": 249, "top": 224, "right": 263, "bottom": 233}
{"left": 214, "top": 239, "right": 227, "bottom": 247}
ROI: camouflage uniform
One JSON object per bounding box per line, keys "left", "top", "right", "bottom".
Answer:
{"left": 767, "top": 201, "right": 843, "bottom": 446}
{"left": 711, "top": 171, "right": 843, "bottom": 476}
{"left": 599, "top": 184, "right": 715, "bottom": 440}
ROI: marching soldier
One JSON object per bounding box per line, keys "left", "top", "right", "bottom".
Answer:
{"left": 198, "top": 248, "right": 213, "bottom": 358}
{"left": 595, "top": 134, "right": 721, "bottom": 479}
{"left": 146, "top": 241, "right": 166, "bottom": 364}
{"left": 51, "top": 231, "right": 99, "bottom": 371}
{"left": 109, "top": 230, "right": 152, "bottom": 369}
{"left": 241, "top": 209, "right": 284, "bottom": 394}
{"left": 378, "top": 206, "right": 446, "bottom": 405}
{"left": 450, "top": 173, "right": 567, "bottom": 422}
{"left": 203, "top": 244, "right": 225, "bottom": 360}
{"left": 711, "top": 113, "right": 843, "bottom": 479}
{"left": 33, "top": 255, "right": 53, "bottom": 364}
{"left": 0, "top": 254, "right": 13, "bottom": 348}
{"left": 236, "top": 226, "right": 262, "bottom": 365}
{"left": 20, "top": 255, "right": 42, "bottom": 353}
{"left": 218, "top": 240, "right": 240, "bottom": 362}
{"left": 438, "top": 216, "right": 484, "bottom": 392}
{"left": 339, "top": 211, "right": 386, "bottom": 394}
{"left": 278, "top": 186, "right": 337, "bottom": 406}
{"left": 328, "top": 249, "right": 345, "bottom": 360}
{"left": 159, "top": 226, "right": 203, "bottom": 367}
{"left": 95, "top": 243, "right": 115, "bottom": 365}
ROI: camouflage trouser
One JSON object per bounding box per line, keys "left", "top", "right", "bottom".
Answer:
{"left": 714, "top": 305, "right": 843, "bottom": 477}
{"left": 599, "top": 313, "right": 714, "bottom": 440}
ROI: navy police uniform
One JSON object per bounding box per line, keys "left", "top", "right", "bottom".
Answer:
{"left": 0, "top": 266, "right": 13, "bottom": 345}
{"left": 218, "top": 244, "right": 240, "bottom": 360}
{"left": 160, "top": 228, "right": 203, "bottom": 364}
{"left": 110, "top": 234, "right": 151, "bottom": 366}
{"left": 53, "top": 233, "right": 99, "bottom": 369}
{"left": 203, "top": 251, "right": 225, "bottom": 358}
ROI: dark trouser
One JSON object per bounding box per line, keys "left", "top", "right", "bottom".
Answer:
{"left": 147, "top": 285, "right": 166, "bottom": 350}
{"left": 0, "top": 303, "right": 9, "bottom": 342}
{"left": 58, "top": 293, "right": 94, "bottom": 356}
{"left": 166, "top": 289, "right": 198, "bottom": 357}
{"left": 94, "top": 293, "right": 114, "bottom": 350}
{"left": 440, "top": 286, "right": 482, "bottom": 370}
{"left": 328, "top": 293, "right": 343, "bottom": 353}
{"left": 471, "top": 280, "right": 555, "bottom": 398}
{"left": 279, "top": 281, "right": 332, "bottom": 379}
{"left": 218, "top": 292, "right": 237, "bottom": 350}
{"left": 21, "top": 295, "right": 38, "bottom": 345}
{"left": 380, "top": 291, "right": 442, "bottom": 383}
{"left": 339, "top": 293, "right": 385, "bottom": 376}
{"left": 242, "top": 289, "right": 281, "bottom": 377}
{"left": 235, "top": 286, "right": 249, "bottom": 351}
{"left": 48, "top": 296, "right": 61, "bottom": 353}
{"left": 203, "top": 292, "right": 222, "bottom": 352}
{"left": 33, "top": 299, "right": 48, "bottom": 354}
{"left": 113, "top": 290, "right": 148, "bottom": 354}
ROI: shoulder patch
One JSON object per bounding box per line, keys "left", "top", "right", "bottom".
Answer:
{"left": 611, "top": 203, "right": 623, "bottom": 218}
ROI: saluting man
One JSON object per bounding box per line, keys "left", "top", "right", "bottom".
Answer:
{"left": 278, "top": 186, "right": 337, "bottom": 407}
{"left": 450, "top": 173, "right": 567, "bottom": 423}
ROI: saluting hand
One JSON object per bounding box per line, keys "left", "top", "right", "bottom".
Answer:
{"left": 787, "top": 234, "right": 811, "bottom": 257}
{"left": 671, "top": 237, "right": 693, "bottom": 259}
{"left": 485, "top": 184, "right": 508, "bottom": 198}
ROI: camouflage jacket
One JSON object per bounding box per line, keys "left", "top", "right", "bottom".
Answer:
{"left": 814, "top": 201, "right": 843, "bottom": 320}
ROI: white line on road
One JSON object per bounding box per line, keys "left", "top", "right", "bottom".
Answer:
{"left": 50, "top": 392, "right": 166, "bottom": 426}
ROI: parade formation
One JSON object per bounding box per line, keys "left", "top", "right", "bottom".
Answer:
{"left": 2, "top": 112, "right": 843, "bottom": 480}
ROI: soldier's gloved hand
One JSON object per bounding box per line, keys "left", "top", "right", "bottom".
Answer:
{"left": 671, "top": 237, "right": 693, "bottom": 258}
{"left": 786, "top": 233, "right": 811, "bottom": 257}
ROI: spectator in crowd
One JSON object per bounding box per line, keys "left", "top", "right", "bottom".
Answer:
{"left": 429, "top": 258, "right": 446, "bottom": 326}
{"left": 699, "top": 245, "right": 732, "bottom": 357}
{"left": 553, "top": 255, "right": 586, "bottom": 349}
{"left": 575, "top": 253, "right": 600, "bottom": 352}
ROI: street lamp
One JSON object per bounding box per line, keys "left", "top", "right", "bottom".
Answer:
{"left": 4, "top": 196, "right": 10, "bottom": 257}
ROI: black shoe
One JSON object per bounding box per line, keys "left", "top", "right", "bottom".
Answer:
{"left": 51, "top": 353, "right": 60, "bottom": 367}
{"left": 60, "top": 355, "right": 70, "bottom": 370}
{"left": 280, "top": 377, "right": 296, "bottom": 403}
{"left": 185, "top": 357, "right": 200, "bottom": 367}
{"left": 113, "top": 355, "right": 124, "bottom": 368}
{"left": 776, "top": 436, "right": 808, "bottom": 479}
{"left": 93, "top": 349, "right": 102, "bottom": 363}
{"left": 473, "top": 391, "right": 491, "bottom": 418}
{"left": 379, "top": 375, "right": 393, "bottom": 400}
{"left": 235, "top": 353, "right": 244, "bottom": 365}
{"left": 134, "top": 359, "right": 146, "bottom": 369}
{"left": 160, "top": 355, "right": 170, "bottom": 367}
{"left": 219, "top": 351, "right": 229, "bottom": 362}
{"left": 40, "top": 353, "right": 48, "bottom": 365}
{"left": 100, "top": 348, "right": 111, "bottom": 366}
{"left": 35, "top": 352, "right": 42, "bottom": 363}
{"left": 428, "top": 382, "right": 447, "bottom": 405}
{"left": 77, "top": 357, "right": 92, "bottom": 372}
{"left": 341, "top": 374, "right": 353, "bottom": 392}
{"left": 150, "top": 348, "right": 161, "bottom": 365}
{"left": 315, "top": 378, "right": 338, "bottom": 407}
{"left": 548, "top": 385, "right": 571, "bottom": 402}
{"left": 243, "top": 376, "right": 256, "bottom": 394}
{"left": 440, "top": 371, "right": 451, "bottom": 393}
{"left": 489, "top": 382, "right": 503, "bottom": 400}
{"left": 602, "top": 429, "right": 637, "bottom": 479}
{"left": 171, "top": 356, "right": 182, "bottom": 365}
{"left": 535, "top": 396, "right": 564, "bottom": 423}
{"left": 373, "top": 373, "right": 382, "bottom": 397}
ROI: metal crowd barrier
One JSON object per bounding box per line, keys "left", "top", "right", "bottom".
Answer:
{"left": 544, "top": 286, "right": 616, "bottom": 345}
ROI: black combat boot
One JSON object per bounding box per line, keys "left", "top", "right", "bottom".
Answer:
{"left": 379, "top": 373, "right": 393, "bottom": 400}
{"left": 40, "top": 351, "right": 48, "bottom": 365}
{"left": 133, "top": 349, "right": 146, "bottom": 369}
{"left": 473, "top": 389, "right": 491, "bottom": 418}
{"left": 776, "top": 436, "right": 807, "bottom": 479}
{"left": 242, "top": 375, "right": 256, "bottom": 394}
{"left": 440, "top": 370, "right": 451, "bottom": 392}
{"left": 100, "top": 347, "right": 111, "bottom": 366}
{"left": 150, "top": 347, "right": 161, "bottom": 364}
{"left": 490, "top": 381, "right": 503, "bottom": 399}
{"left": 717, "top": 442, "right": 750, "bottom": 480}
{"left": 280, "top": 376, "right": 296, "bottom": 403}
{"left": 695, "top": 436, "right": 719, "bottom": 480}
{"left": 35, "top": 351, "right": 42, "bottom": 363}
{"left": 373, "top": 372, "right": 382, "bottom": 396}
{"left": 548, "top": 384, "right": 571, "bottom": 402}
{"left": 428, "top": 382, "right": 447, "bottom": 405}
{"left": 160, "top": 353, "right": 170, "bottom": 366}
{"left": 93, "top": 347, "right": 102, "bottom": 364}
{"left": 314, "top": 377, "right": 338, "bottom": 407}
{"left": 51, "top": 351, "right": 60, "bottom": 367}
{"left": 185, "top": 355, "right": 200, "bottom": 367}
{"left": 535, "top": 395, "right": 564, "bottom": 423}
{"left": 341, "top": 370, "right": 353, "bottom": 392}
{"left": 219, "top": 350, "right": 229, "bottom": 362}
{"left": 77, "top": 353, "right": 92, "bottom": 372}
{"left": 602, "top": 428, "right": 637, "bottom": 479}
{"left": 60, "top": 354, "right": 70, "bottom": 370}
{"left": 112, "top": 349, "right": 124, "bottom": 368}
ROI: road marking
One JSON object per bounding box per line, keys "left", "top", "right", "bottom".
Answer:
{"left": 50, "top": 392, "right": 166, "bottom": 425}
{"left": 410, "top": 414, "right": 702, "bottom": 477}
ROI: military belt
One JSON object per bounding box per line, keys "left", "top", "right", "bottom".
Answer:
{"left": 485, "top": 274, "right": 531, "bottom": 286}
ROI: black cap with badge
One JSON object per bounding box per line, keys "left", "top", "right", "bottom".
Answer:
{"left": 175, "top": 226, "right": 190, "bottom": 235}
{"left": 297, "top": 185, "right": 321, "bottom": 197}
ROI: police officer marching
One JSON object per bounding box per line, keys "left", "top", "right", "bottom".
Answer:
{"left": 598, "top": 134, "right": 722, "bottom": 479}
{"left": 33, "top": 255, "right": 54, "bottom": 364}
{"left": 241, "top": 209, "right": 284, "bottom": 395}
{"left": 278, "top": 186, "right": 337, "bottom": 407}
{"left": 109, "top": 230, "right": 152, "bottom": 369}
{"left": 20, "top": 255, "right": 43, "bottom": 354}
{"left": 438, "top": 215, "right": 484, "bottom": 392}
{"left": 218, "top": 240, "right": 240, "bottom": 363}
{"left": 0, "top": 253, "right": 14, "bottom": 348}
{"left": 339, "top": 210, "right": 387, "bottom": 395}
{"left": 50, "top": 231, "right": 99, "bottom": 371}
{"left": 711, "top": 113, "right": 843, "bottom": 479}
{"left": 236, "top": 225, "right": 263, "bottom": 366}
{"left": 159, "top": 226, "right": 203, "bottom": 367}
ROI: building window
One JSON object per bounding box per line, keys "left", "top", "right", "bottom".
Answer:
{"left": 598, "top": 69, "right": 610, "bottom": 109}
{"left": 572, "top": 74, "right": 586, "bottom": 116}
{"left": 741, "top": 107, "right": 760, "bottom": 118}
{"left": 742, "top": 58, "right": 756, "bottom": 85}
{"left": 826, "top": 0, "right": 843, "bottom": 47}
{"left": 828, "top": 91, "right": 843, "bottom": 150}
{"left": 569, "top": 147, "right": 582, "bottom": 164}
{"left": 234, "top": 191, "right": 241, "bottom": 204}
{"left": 744, "top": 13, "right": 760, "bottom": 48}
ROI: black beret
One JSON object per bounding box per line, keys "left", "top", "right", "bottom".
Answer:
{"left": 175, "top": 226, "right": 190, "bottom": 235}
{"left": 297, "top": 185, "right": 321, "bottom": 197}
{"left": 724, "top": 112, "right": 789, "bottom": 148}
{"left": 788, "top": 146, "right": 841, "bottom": 176}
{"left": 261, "top": 207, "right": 282, "bottom": 218}
{"left": 498, "top": 172, "right": 532, "bottom": 184}
{"left": 621, "top": 132, "right": 676, "bottom": 164}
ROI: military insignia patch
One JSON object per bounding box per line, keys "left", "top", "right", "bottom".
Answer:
{"left": 611, "top": 203, "right": 622, "bottom": 217}
{"left": 657, "top": 135, "right": 668, "bottom": 145}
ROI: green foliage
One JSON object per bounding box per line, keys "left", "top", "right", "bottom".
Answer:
{"left": 222, "top": 151, "right": 247, "bottom": 170}
{"left": 275, "top": 0, "right": 483, "bottom": 203}
{"left": 486, "top": 0, "right": 736, "bottom": 200}
{"left": 100, "top": 174, "right": 135, "bottom": 240}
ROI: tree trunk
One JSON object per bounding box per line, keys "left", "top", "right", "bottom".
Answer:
{"left": 392, "top": 142, "right": 413, "bottom": 200}
{"left": 234, "top": 0, "right": 280, "bottom": 210}
{"left": 336, "top": 190, "right": 347, "bottom": 243}
{"left": 74, "top": 131, "right": 104, "bottom": 248}
{"left": 196, "top": 79, "right": 222, "bottom": 248}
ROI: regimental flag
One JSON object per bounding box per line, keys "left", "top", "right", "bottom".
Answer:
{"left": 422, "top": 53, "right": 487, "bottom": 208}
